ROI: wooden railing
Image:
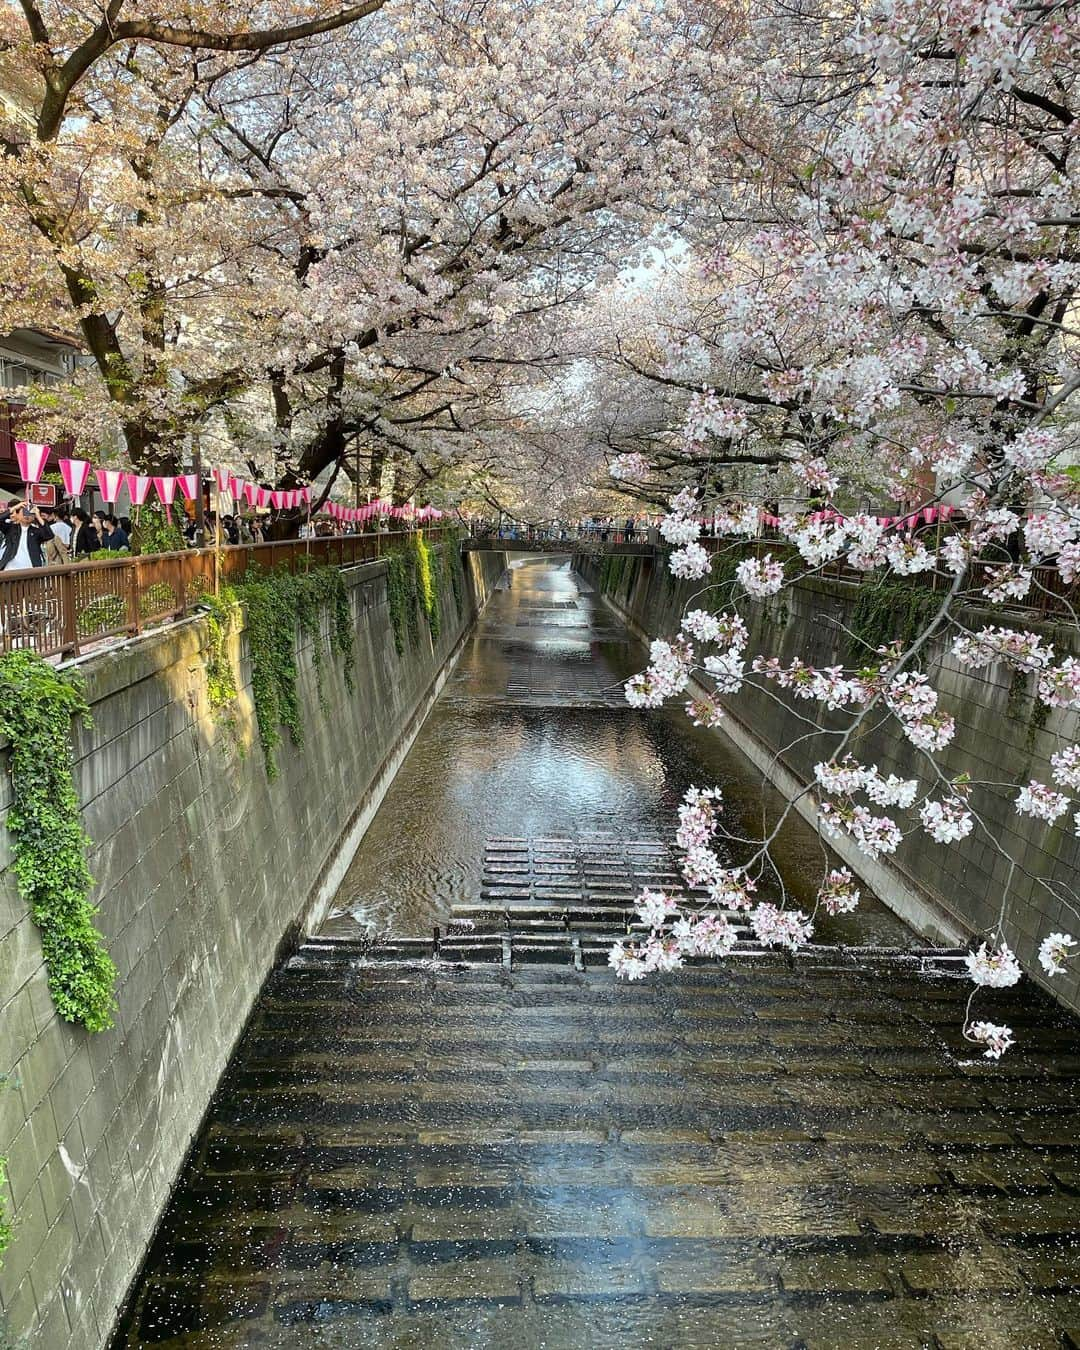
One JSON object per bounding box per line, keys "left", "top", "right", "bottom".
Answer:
{"left": 0, "top": 529, "right": 448, "bottom": 660}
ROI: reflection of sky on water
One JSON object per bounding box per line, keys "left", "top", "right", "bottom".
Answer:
{"left": 323, "top": 556, "right": 914, "bottom": 946}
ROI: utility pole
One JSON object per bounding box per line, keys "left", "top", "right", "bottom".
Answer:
{"left": 193, "top": 432, "right": 206, "bottom": 546}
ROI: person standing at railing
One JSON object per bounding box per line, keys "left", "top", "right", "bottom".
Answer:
{"left": 72, "top": 509, "right": 99, "bottom": 556}
{"left": 40, "top": 505, "right": 71, "bottom": 565}
{"left": 101, "top": 514, "right": 129, "bottom": 550}
{"left": 0, "top": 500, "right": 54, "bottom": 570}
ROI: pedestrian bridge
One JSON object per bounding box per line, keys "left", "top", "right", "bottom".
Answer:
{"left": 462, "top": 534, "right": 658, "bottom": 556}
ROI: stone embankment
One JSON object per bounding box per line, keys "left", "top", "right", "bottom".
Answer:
{"left": 0, "top": 545, "right": 504, "bottom": 1350}
{"left": 578, "top": 552, "right": 1080, "bottom": 1017}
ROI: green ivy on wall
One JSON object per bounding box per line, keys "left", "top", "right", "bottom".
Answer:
{"left": 0, "top": 652, "right": 117, "bottom": 1033}
{"left": 385, "top": 536, "right": 454, "bottom": 653}
{"left": 449, "top": 538, "right": 465, "bottom": 618}
{"left": 0, "top": 1154, "right": 10, "bottom": 1266}
{"left": 386, "top": 548, "right": 415, "bottom": 655}
{"left": 415, "top": 532, "right": 441, "bottom": 641}
{"left": 230, "top": 566, "right": 355, "bottom": 779}
{"left": 203, "top": 588, "right": 239, "bottom": 714}
{"left": 846, "top": 579, "right": 942, "bottom": 664}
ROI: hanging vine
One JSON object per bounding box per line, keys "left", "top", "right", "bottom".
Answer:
{"left": 415, "top": 531, "right": 441, "bottom": 641}
{"left": 386, "top": 548, "right": 417, "bottom": 655}
{"left": 846, "top": 579, "right": 942, "bottom": 664}
{"left": 0, "top": 652, "right": 116, "bottom": 1033}
{"left": 449, "top": 538, "right": 466, "bottom": 618}
{"left": 203, "top": 588, "right": 239, "bottom": 715}
{"left": 231, "top": 566, "right": 355, "bottom": 779}
{"left": 0, "top": 1153, "right": 9, "bottom": 1266}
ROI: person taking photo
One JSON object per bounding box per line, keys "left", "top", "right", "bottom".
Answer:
{"left": 0, "top": 499, "right": 54, "bottom": 571}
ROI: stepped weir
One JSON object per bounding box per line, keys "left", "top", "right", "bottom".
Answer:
{"left": 111, "top": 557, "right": 1080, "bottom": 1349}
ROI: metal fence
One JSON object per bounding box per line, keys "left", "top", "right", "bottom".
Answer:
{"left": 0, "top": 529, "right": 448, "bottom": 660}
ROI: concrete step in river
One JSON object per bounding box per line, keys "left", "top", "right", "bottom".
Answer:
{"left": 113, "top": 928, "right": 1080, "bottom": 1350}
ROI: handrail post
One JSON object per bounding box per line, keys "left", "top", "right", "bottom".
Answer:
{"left": 129, "top": 558, "right": 142, "bottom": 636}
{"left": 60, "top": 567, "right": 78, "bottom": 657}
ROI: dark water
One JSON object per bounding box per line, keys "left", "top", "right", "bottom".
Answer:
{"left": 113, "top": 556, "right": 1080, "bottom": 1349}
{"left": 321, "top": 557, "right": 913, "bottom": 947}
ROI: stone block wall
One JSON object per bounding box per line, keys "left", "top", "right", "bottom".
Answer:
{"left": 0, "top": 545, "right": 505, "bottom": 1349}
{"left": 580, "top": 553, "right": 1080, "bottom": 1016}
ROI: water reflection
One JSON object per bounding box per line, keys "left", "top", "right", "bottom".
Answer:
{"left": 323, "top": 556, "right": 913, "bottom": 947}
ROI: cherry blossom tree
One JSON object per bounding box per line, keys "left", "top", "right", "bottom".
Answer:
{"left": 0, "top": 0, "right": 720, "bottom": 508}
{"left": 0, "top": 2, "right": 393, "bottom": 466}
{"left": 607, "top": 0, "right": 1080, "bottom": 1057}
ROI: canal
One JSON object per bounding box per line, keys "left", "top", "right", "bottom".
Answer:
{"left": 114, "top": 556, "right": 1080, "bottom": 1348}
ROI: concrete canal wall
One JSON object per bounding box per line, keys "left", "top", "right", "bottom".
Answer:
{"left": 0, "top": 545, "right": 505, "bottom": 1349}
{"left": 579, "top": 552, "right": 1080, "bottom": 1017}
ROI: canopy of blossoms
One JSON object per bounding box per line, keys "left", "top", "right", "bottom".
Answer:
{"left": 603, "top": 0, "right": 1079, "bottom": 1059}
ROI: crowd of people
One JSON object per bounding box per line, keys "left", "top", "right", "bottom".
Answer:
{"left": 1, "top": 495, "right": 446, "bottom": 573}
{"left": 0, "top": 500, "right": 133, "bottom": 571}
{"left": 472, "top": 516, "right": 654, "bottom": 543}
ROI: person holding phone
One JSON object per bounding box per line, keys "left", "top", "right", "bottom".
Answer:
{"left": 0, "top": 499, "right": 54, "bottom": 571}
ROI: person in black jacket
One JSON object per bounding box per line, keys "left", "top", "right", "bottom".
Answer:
{"left": 1, "top": 500, "right": 54, "bottom": 570}
{"left": 100, "top": 514, "right": 129, "bottom": 550}
{"left": 72, "top": 508, "right": 99, "bottom": 556}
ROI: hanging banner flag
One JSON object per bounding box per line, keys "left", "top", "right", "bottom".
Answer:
{"left": 14, "top": 441, "right": 50, "bottom": 484}
{"left": 271, "top": 491, "right": 284, "bottom": 510}
{"left": 126, "top": 473, "right": 152, "bottom": 506}
{"left": 922, "top": 506, "right": 936, "bottom": 524}
{"left": 300, "top": 486, "right": 312, "bottom": 506}
{"left": 256, "top": 487, "right": 270, "bottom": 508}
{"left": 213, "top": 467, "right": 231, "bottom": 494}
{"left": 228, "top": 475, "right": 242, "bottom": 502}
{"left": 58, "top": 457, "right": 91, "bottom": 497}
{"left": 243, "top": 481, "right": 259, "bottom": 507}
{"left": 96, "top": 468, "right": 124, "bottom": 503}
{"left": 177, "top": 473, "right": 198, "bottom": 501}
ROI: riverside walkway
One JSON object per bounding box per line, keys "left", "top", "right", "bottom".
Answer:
{"left": 113, "top": 559, "right": 1080, "bottom": 1349}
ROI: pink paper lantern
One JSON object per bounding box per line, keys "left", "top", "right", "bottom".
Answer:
{"left": 300, "top": 486, "right": 311, "bottom": 506}
{"left": 271, "top": 491, "right": 284, "bottom": 510}
{"left": 126, "top": 473, "right": 152, "bottom": 506}
{"left": 243, "top": 482, "right": 259, "bottom": 507}
{"left": 228, "top": 475, "right": 242, "bottom": 502}
{"left": 14, "top": 440, "right": 50, "bottom": 483}
{"left": 213, "top": 467, "right": 231, "bottom": 493}
{"left": 96, "top": 468, "right": 124, "bottom": 503}
{"left": 256, "top": 487, "right": 270, "bottom": 508}
{"left": 153, "top": 475, "right": 177, "bottom": 504}
{"left": 153, "top": 476, "right": 177, "bottom": 524}
{"left": 177, "top": 473, "right": 199, "bottom": 500}
{"left": 58, "top": 457, "right": 91, "bottom": 497}
{"left": 923, "top": 506, "right": 936, "bottom": 524}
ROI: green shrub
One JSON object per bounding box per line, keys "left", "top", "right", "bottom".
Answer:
{"left": 0, "top": 652, "right": 116, "bottom": 1033}
{"left": 130, "top": 505, "right": 186, "bottom": 556}
{"left": 76, "top": 593, "right": 126, "bottom": 637}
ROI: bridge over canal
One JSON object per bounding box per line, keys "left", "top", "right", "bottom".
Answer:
{"left": 461, "top": 534, "right": 658, "bottom": 556}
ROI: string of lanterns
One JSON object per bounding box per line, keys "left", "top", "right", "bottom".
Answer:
{"left": 14, "top": 442, "right": 443, "bottom": 524}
